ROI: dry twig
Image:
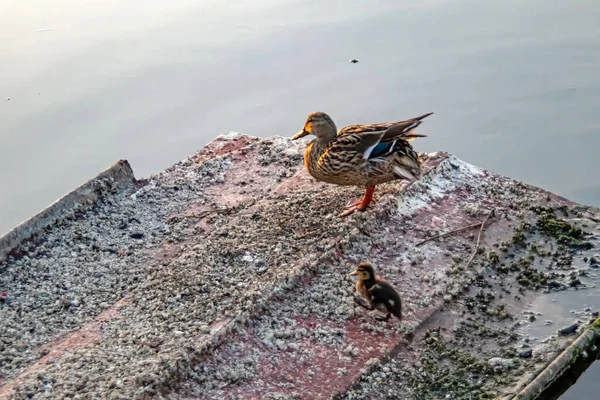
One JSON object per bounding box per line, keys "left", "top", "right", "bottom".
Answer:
{"left": 465, "top": 209, "right": 495, "bottom": 269}
{"left": 416, "top": 221, "right": 485, "bottom": 247}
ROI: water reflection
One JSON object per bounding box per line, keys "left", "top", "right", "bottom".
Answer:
{"left": 1, "top": 0, "right": 600, "bottom": 396}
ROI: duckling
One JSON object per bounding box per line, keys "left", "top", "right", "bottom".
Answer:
{"left": 292, "top": 111, "right": 432, "bottom": 217}
{"left": 350, "top": 262, "right": 402, "bottom": 322}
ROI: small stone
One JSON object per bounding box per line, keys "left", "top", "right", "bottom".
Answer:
{"left": 519, "top": 348, "right": 533, "bottom": 358}
{"left": 129, "top": 232, "right": 144, "bottom": 239}
{"left": 558, "top": 323, "right": 578, "bottom": 335}
{"left": 157, "top": 224, "right": 169, "bottom": 234}
{"left": 488, "top": 357, "right": 515, "bottom": 369}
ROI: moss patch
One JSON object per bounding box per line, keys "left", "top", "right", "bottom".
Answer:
{"left": 517, "top": 269, "right": 548, "bottom": 290}
{"left": 512, "top": 222, "right": 532, "bottom": 246}
{"left": 536, "top": 210, "right": 592, "bottom": 249}
{"left": 488, "top": 251, "right": 500, "bottom": 265}
{"left": 410, "top": 328, "right": 500, "bottom": 399}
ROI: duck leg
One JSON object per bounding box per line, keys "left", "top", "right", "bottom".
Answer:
{"left": 374, "top": 313, "right": 391, "bottom": 322}
{"left": 354, "top": 295, "right": 373, "bottom": 310}
{"left": 340, "top": 186, "right": 376, "bottom": 217}
{"left": 354, "top": 295, "right": 391, "bottom": 322}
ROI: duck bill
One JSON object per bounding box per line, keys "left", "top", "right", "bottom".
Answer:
{"left": 292, "top": 129, "right": 309, "bottom": 140}
{"left": 349, "top": 270, "right": 359, "bottom": 276}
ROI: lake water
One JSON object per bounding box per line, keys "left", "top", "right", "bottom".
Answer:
{"left": 1, "top": 0, "right": 599, "bottom": 396}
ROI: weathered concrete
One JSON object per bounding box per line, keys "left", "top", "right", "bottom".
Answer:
{"left": 0, "top": 159, "right": 137, "bottom": 262}
{"left": 0, "top": 133, "right": 599, "bottom": 399}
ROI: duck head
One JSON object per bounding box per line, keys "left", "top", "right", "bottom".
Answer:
{"left": 349, "top": 262, "right": 376, "bottom": 281}
{"left": 292, "top": 111, "right": 337, "bottom": 142}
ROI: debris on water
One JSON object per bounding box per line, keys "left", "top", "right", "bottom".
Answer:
{"left": 350, "top": 58, "right": 359, "bottom": 63}
{"left": 35, "top": 28, "right": 54, "bottom": 32}
{"left": 6, "top": 97, "right": 10, "bottom": 101}
{"left": 558, "top": 323, "right": 579, "bottom": 336}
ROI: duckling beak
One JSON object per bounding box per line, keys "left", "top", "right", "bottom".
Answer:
{"left": 292, "top": 129, "right": 309, "bottom": 140}
{"left": 349, "top": 270, "right": 359, "bottom": 276}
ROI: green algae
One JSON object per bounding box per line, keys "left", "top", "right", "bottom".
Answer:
{"left": 517, "top": 269, "right": 548, "bottom": 290}
{"left": 488, "top": 251, "right": 500, "bottom": 265}
{"left": 530, "top": 244, "right": 551, "bottom": 257}
{"left": 535, "top": 209, "right": 592, "bottom": 249}
{"left": 412, "top": 329, "right": 499, "bottom": 399}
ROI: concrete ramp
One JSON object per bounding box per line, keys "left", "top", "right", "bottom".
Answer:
{"left": 1, "top": 134, "right": 599, "bottom": 399}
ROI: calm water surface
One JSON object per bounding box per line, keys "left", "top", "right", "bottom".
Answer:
{"left": 1, "top": 0, "right": 599, "bottom": 396}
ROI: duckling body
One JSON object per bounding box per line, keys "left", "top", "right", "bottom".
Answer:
{"left": 350, "top": 262, "right": 402, "bottom": 321}
{"left": 292, "top": 112, "right": 432, "bottom": 216}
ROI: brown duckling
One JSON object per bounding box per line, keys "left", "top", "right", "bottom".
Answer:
{"left": 350, "top": 262, "right": 402, "bottom": 322}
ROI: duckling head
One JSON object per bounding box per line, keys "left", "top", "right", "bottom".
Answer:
{"left": 292, "top": 112, "right": 337, "bottom": 142}
{"left": 349, "top": 262, "right": 376, "bottom": 281}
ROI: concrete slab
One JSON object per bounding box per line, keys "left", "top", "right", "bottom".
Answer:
{"left": 1, "top": 134, "right": 599, "bottom": 399}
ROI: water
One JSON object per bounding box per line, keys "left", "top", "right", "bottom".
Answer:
{"left": 1, "top": 0, "right": 599, "bottom": 395}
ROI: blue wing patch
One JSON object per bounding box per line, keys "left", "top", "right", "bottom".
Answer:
{"left": 369, "top": 141, "right": 396, "bottom": 159}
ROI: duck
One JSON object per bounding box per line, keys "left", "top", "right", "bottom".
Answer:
{"left": 350, "top": 262, "right": 402, "bottom": 322}
{"left": 292, "top": 111, "right": 432, "bottom": 217}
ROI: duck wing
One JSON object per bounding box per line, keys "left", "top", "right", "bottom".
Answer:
{"left": 368, "top": 281, "right": 402, "bottom": 318}
{"left": 338, "top": 112, "right": 433, "bottom": 140}
{"left": 334, "top": 113, "right": 433, "bottom": 161}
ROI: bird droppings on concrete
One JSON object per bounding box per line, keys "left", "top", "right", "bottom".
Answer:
{"left": 1, "top": 133, "right": 599, "bottom": 399}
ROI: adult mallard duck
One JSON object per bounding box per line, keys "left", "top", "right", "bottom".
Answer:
{"left": 350, "top": 262, "right": 402, "bottom": 322}
{"left": 292, "top": 111, "right": 433, "bottom": 217}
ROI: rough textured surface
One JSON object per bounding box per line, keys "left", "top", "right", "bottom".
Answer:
{"left": 1, "top": 133, "right": 599, "bottom": 400}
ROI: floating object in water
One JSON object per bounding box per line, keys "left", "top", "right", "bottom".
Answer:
{"left": 350, "top": 58, "right": 359, "bottom": 63}
{"left": 35, "top": 28, "right": 54, "bottom": 32}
